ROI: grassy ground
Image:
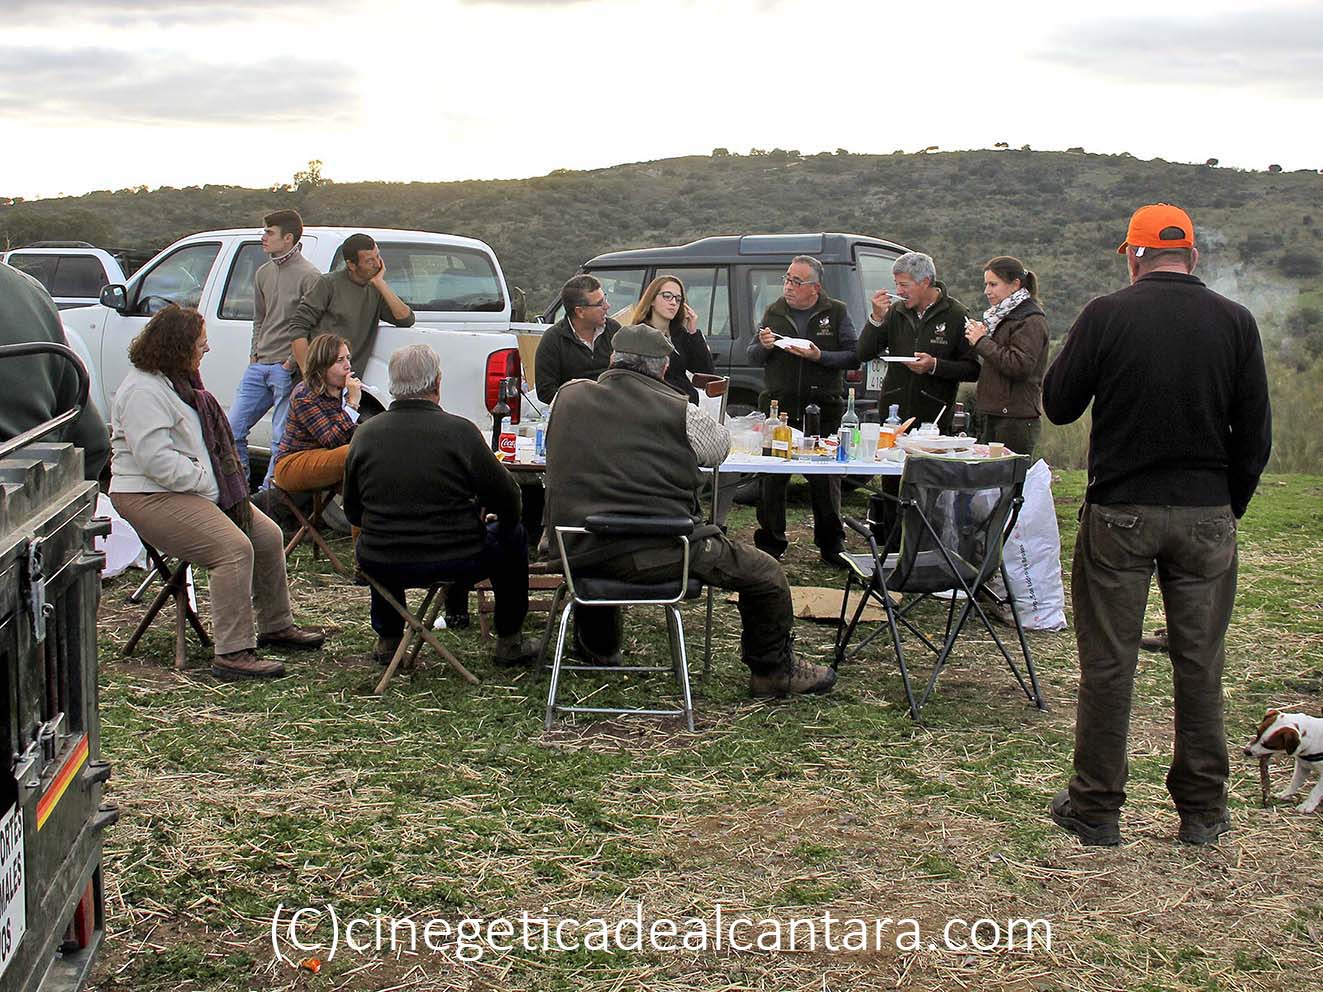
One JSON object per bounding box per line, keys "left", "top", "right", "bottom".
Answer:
{"left": 88, "top": 471, "right": 1323, "bottom": 991}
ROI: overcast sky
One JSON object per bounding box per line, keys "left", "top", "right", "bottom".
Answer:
{"left": 2, "top": 0, "right": 1320, "bottom": 200}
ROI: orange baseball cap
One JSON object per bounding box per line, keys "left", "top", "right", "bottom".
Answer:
{"left": 1116, "top": 203, "right": 1195, "bottom": 254}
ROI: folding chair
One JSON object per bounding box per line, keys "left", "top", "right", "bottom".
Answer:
{"left": 834, "top": 453, "right": 1046, "bottom": 721}
{"left": 277, "top": 486, "right": 350, "bottom": 577}
{"left": 355, "top": 571, "right": 481, "bottom": 695}
{"left": 123, "top": 542, "right": 210, "bottom": 670}
{"left": 545, "top": 514, "right": 704, "bottom": 731}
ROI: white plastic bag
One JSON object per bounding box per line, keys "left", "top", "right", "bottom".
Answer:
{"left": 94, "top": 493, "right": 147, "bottom": 579}
{"left": 1002, "top": 459, "right": 1067, "bottom": 631}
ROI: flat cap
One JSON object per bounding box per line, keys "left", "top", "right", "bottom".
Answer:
{"left": 611, "top": 323, "right": 677, "bottom": 358}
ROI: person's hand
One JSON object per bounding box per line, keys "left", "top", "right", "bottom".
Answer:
{"left": 345, "top": 375, "right": 362, "bottom": 408}
{"left": 905, "top": 352, "right": 937, "bottom": 374}
{"left": 683, "top": 303, "right": 699, "bottom": 334}
{"left": 870, "top": 289, "right": 894, "bottom": 323}
{"left": 368, "top": 256, "right": 387, "bottom": 286}
{"left": 965, "top": 319, "right": 987, "bottom": 345}
{"left": 787, "top": 340, "right": 822, "bottom": 362}
{"left": 757, "top": 327, "right": 777, "bottom": 350}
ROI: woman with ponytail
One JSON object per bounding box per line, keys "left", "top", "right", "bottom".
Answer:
{"left": 963, "top": 256, "right": 1050, "bottom": 458}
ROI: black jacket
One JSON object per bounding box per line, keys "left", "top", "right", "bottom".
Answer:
{"left": 748, "top": 293, "right": 859, "bottom": 430}
{"left": 1043, "top": 271, "right": 1271, "bottom": 517}
{"left": 665, "top": 324, "right": 717, "bottom": 403}
{"left": 533, "top": 317, "right": 620, "bottom": 403}
{"left": 857, "top": 281, "right": 977, "bottom": 432}
{"left": 344, "top": 399, "right": 520, "bottom": 563}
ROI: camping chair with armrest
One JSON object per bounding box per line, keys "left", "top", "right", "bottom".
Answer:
{"left": 834, "top": 453, "right": 1046, "bottom": 721}
{"left": 689, "top": 372, "right": 729, "bottom": 677}
{"left": 545, "top": 514, "right": 705, "bottom": 731}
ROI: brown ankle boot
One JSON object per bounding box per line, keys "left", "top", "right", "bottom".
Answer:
{"left": 212, "top": 650, "right": 286, "bottom": 681}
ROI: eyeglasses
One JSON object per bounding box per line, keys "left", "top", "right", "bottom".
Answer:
{"left": 657, "top": 291, "right": 683, "bottom": 303}
{"left": 577, "top": 298, "right": 610, "bottom": 310}
{"left": 783, "top": 275, "right": 817, "bottom": 288}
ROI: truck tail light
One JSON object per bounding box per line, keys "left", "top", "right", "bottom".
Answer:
{"left": 484, "top": 349, "right": 522, "bottom": 422}
{"left": 845, "top": 368, "right": 864, "bottom": 384}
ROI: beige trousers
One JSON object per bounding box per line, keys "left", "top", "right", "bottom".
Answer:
{"left": 111, "top": 491, "right": 294, "bottom": 656}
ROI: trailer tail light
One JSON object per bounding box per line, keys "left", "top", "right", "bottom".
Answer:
{"left": 484, "top": 349, "right": 522, "bottom": 422}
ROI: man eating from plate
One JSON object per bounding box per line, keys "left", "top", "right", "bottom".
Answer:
{"left": 857, "top": 250, "right": 978, "bottom": 434}
{"left": 747, "top": 254, "right": 860, "bottom": 567}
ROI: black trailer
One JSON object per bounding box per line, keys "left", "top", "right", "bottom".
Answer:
{"left": 1, "top": 343, "right": 115, "bottom": 992}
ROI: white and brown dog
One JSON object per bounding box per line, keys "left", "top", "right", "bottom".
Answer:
{"left": 1244, "top": 708, "right": 1323, "bottom": 813}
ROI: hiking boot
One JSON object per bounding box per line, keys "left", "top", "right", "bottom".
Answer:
{"left": 257, "top": 624, "right": 325, "bottom": 650}
{"left": 1140, "top": 628, "right": 1169, "bottom": 653}
{"left": 571, "top": 641, "right": 623, "bottom": 667}
{"left": 819, "top": 546, "right": 849, "bottom": 570}
{"left": 1049, "top": 789, "right": 1122, "bottom": 846}
{"left": 212, "top": 650, "right": 285, "bottom": 681}
{"left": 374, "top": 635, "right": 402, "bottom": 667}
{"left": 1178, "top": 815, "right": 1231, "bottom": 846}
{"left": 749, "top": 651, "right": 838, "bottom": 697}
{"left": 493, "top": 634, "right": 540, "bottom": 668}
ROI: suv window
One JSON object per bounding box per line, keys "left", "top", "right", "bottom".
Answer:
{"left": 7, "top": 254, "right": 58, "bottom": 289}
{"left": 51, "top": 255, "right": 109, "bottom": 298}
{"left": 136, "top": 242, "right": 221, "bottom": 314}
{"left": 857, "top": 252, "right": 898, "bottom": 303}
{"left": 219, "top": 242, "right": 267, "bottom": 321}
{"left": 749, "top": 267, "right": 788, "bottom": 325}
{"left": 333, "top": 243, "right": 504, "bottom": 312}
{"left": 658, "top": 267, "right": 732, "bottom": 338}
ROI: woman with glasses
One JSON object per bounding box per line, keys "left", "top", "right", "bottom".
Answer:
{"left": 272, "top": 333, "right": 361, "bottom": 492}
{"left": 109, "top": 305, "right": 323, "bottom": 681}
{"left": 963, "top": 256, "right": 1050, "bottom": 458}
{"left": 624, "top": 276, "right": 716, "bottom": 403}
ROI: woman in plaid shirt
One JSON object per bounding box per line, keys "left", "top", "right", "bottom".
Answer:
{"left": 272, "top": 333, "right": 361, "bottom": 491}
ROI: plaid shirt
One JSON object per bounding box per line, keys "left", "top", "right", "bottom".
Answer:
{"left": 275, "top": 382, "right": 356, "bottom": 461}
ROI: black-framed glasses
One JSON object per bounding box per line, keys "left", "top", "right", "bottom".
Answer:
{"left": 577, "top": 297, "right": 610, "bottom": 310}
{"left": 783, "top": 275, "right": 816, "bottom": 288}
{"left": 657, "top": 291, "right": 683, "bottom": 303}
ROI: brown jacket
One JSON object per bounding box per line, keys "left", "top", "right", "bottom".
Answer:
{"left": 972, "top": 298, "right": 1049, "bottom": 419}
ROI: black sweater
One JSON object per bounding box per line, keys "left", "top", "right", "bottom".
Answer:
{"left": 1043, "top": 271, "right": 1271, "bottom": 517}
{"left": 533, "top": 317, "right": 620, "bottom": 403}
{"left": 343, "top": 399, "right": 520, "bottom": 562}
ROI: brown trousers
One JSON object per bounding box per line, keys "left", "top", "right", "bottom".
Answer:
{"left": 111, "top": 491, "right": 294, "bottom": 656}
{"left": 273, "top": 445, "right": 349, "bottom": 492}
{"left": 1068, "top": 502, "right": 1238, "bottom": 823}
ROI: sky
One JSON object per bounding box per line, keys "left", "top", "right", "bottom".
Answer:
{"left": 1, "top": 0, "right": 1320, "bottom": 201}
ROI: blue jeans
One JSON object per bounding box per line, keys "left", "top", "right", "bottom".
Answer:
{"left": 228, "top": 361, "right": 293, "bottom": 489}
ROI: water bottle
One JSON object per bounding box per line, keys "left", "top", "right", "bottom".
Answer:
{"left": 840, "top": 387, "right": 861, "bottom": 458}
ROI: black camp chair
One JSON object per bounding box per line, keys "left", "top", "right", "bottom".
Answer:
{"left": 834, "top": 453, "right": 1046, "bottom": 721}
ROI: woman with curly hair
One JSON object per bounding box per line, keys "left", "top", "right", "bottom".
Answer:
{"left": 624, "top": 275, "right": 715, "bottom": 402}
{"left": 109, "top": 305, "right": 324, "bottom": 680}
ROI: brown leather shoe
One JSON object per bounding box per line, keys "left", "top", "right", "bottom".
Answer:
{"left": 212, "top": 650, "right": 285, "bottom": 681}
{"left": 257, "top": 624, "right": 325, "bottom": 650}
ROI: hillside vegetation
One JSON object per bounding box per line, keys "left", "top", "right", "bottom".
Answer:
{"left": 4, "top": 149, "right": 1320, "bottom": 468}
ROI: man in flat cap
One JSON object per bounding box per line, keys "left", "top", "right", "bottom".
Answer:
{"left": 1043, "top": 203, "right": 1271, "bottom": 848}
{"left": 545, "top": 324, "right": 836, "bottom": 697}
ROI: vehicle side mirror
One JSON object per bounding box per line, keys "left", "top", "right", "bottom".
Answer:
{"left": 99, "top": 284, "right": 129, "bottom": 314}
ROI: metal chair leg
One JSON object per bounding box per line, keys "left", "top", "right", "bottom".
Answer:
{"left": 544, "top": 602, "right": 575, "bottom": 730}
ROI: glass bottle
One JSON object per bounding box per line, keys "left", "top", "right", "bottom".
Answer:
{"left": 803, "top": 388, "right": 821, "bottom": 441}
{"left": 762, "top": 399, "right": 780, "bottom": 456}
{"left": 772, "top": 412, "right": 793, "bottom": 460}
{"left": 841, "top": 388, "right": 861, "bottom": 453}
{"left": 952, "top": 401, "right": 968, "bottom": 437}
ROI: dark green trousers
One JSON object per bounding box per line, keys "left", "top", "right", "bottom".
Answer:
{"left": 1068, "top": 503, "right": 1239, "bottom": 824}
{"left": 980, "top": 414, "right": 1041, "bottom": 460}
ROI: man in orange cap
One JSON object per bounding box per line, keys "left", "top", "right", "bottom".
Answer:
{"left": 1042, "top": 203, "right": 1272, "bottom": 847}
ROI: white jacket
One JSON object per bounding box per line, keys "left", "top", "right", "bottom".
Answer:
{"left": 109, "top": 368, "right": 219, "bottom": 500}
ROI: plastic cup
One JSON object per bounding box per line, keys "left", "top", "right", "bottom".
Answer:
{"left": 859, "top": 423, "right": 881, "bottom": 461}
{"left": 988, "top": 441, "right": 1006, "bottom": 458}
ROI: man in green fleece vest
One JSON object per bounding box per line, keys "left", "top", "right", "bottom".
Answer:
{"left": 547, "top": 324, "right": 836, "bottom": 697}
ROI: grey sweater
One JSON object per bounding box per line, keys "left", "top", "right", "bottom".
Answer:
{"left": 250, "top": 250, "right": 321, "bottom": 363}
{"left": 289, "top": 269, "right": 415, "bottom": 372}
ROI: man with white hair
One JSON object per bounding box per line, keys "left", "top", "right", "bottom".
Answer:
{"left": 857, "top": 251, "right": 978, "bottom": 433}
{"left": 343, "top": 344, "right": 537, "bottom": 667}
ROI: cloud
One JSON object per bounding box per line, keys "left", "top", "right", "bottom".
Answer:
{"left": 0, "top": 47, "right": 356, "bottom": 125}
{"left": 5, "top": 0, "right": 355, "bottom": 24}
{"left": 1040, "top": 7, "right": 1323, "bottom": 97}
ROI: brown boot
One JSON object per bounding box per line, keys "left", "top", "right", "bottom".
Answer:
{"left": 257, "top": 624, "right": 325, "bottom": 650}
{"left": 1139, "top": 628, "right": 1169, "bottom": 653}
{"left": 374, "top": 636, "right": 403, "bottom": 667}
{"left": 749, "top": 650, "right": 837, "bottom": 697}
{"left": 212, "top": 650, "right": 285, "bottom": 681}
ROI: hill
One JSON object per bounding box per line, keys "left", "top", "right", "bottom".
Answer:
{"left": 4, "top": 149, "right": 1321, "bottom": 468}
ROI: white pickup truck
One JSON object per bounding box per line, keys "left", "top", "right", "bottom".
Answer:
{"left": 60, "top": 227, "right": 538, "bottom": 460}
{"left": 2, "top": 245, "right": 128, "bottom": 310}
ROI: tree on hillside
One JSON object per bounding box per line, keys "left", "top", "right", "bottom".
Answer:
{"left": 1268, "top": 164, "right": 1283, "bottom": 173}
{"left": 1205, "top": 158, "right": 1219, "bottom": 166}
{"left": 293, "top": 159, "right": 329, "bottom": 191}
{"left": 711, "top": 147, "right": 730, "bottom": 157}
